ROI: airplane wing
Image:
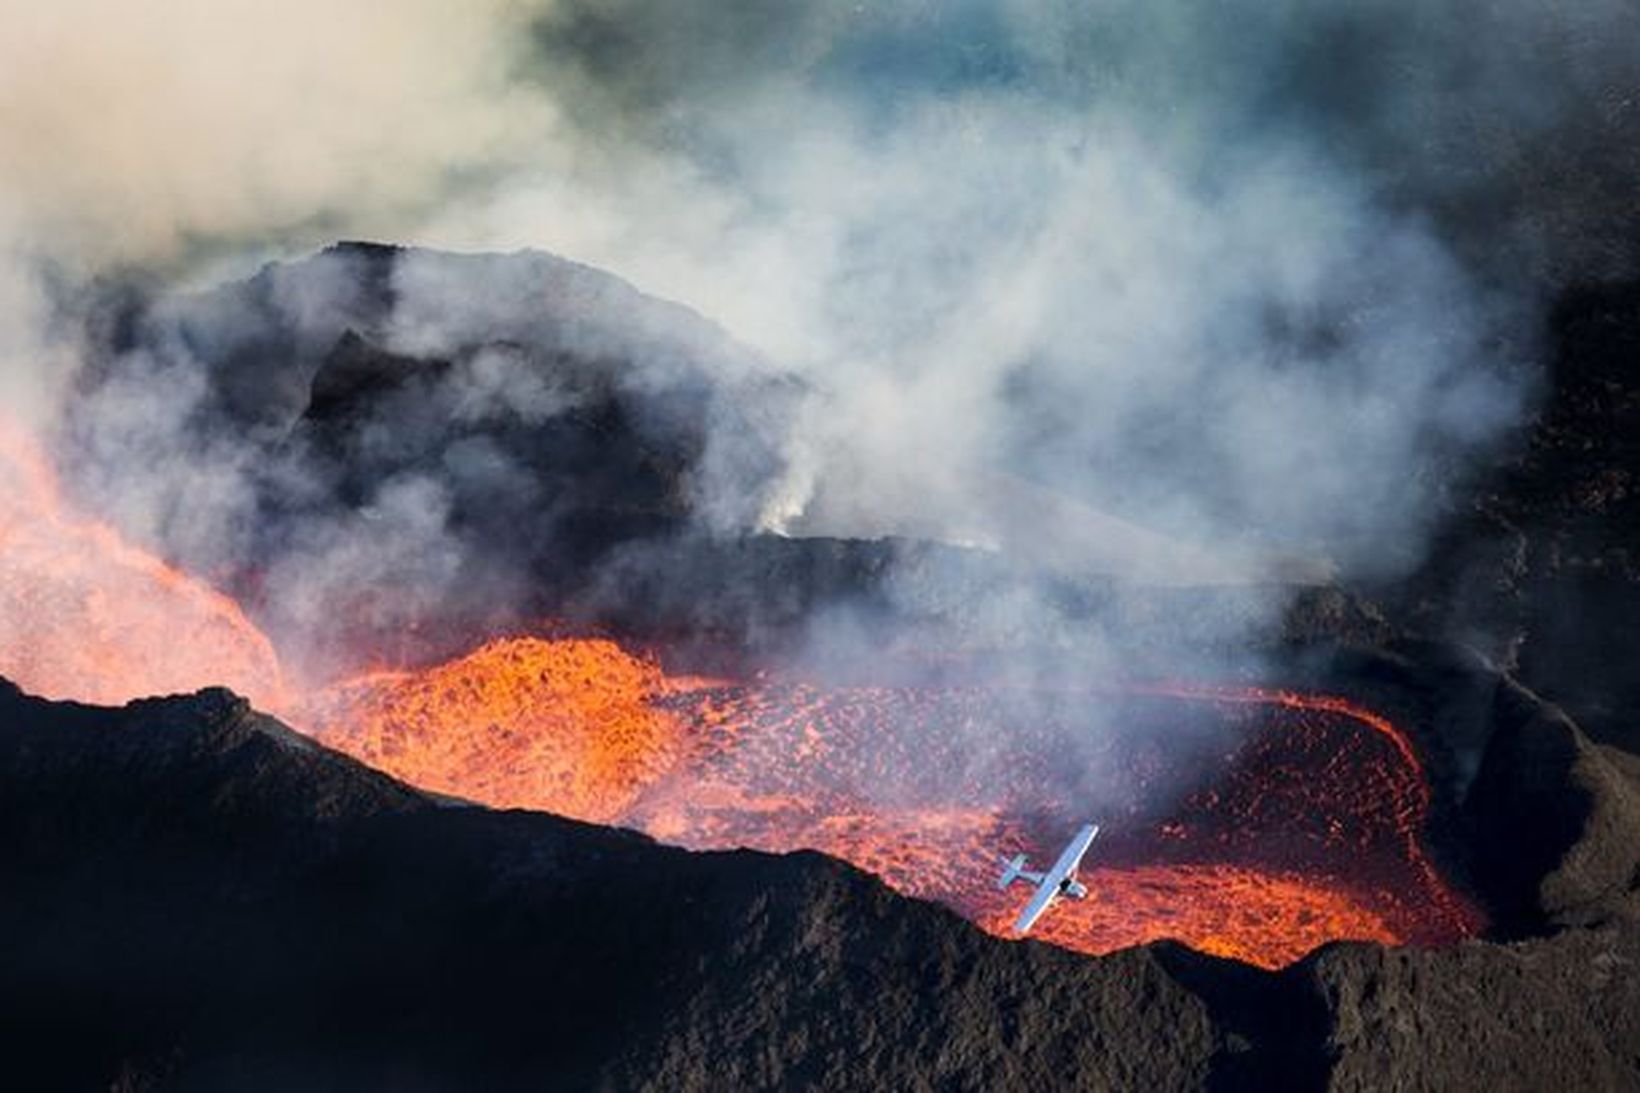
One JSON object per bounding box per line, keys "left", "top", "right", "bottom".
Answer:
{"left": 1012, "top": 879, "right": 1062, "bottom": 934}
{"left": 1048, "top": 823, "right": 1100, "bottom": 881}
{"left": 1011, "top": 824, "right": 1100, "bottom": 935}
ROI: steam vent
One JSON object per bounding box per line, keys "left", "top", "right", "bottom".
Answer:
{"left": 5, "top": 5, "right": 1640, "bottom": 1089}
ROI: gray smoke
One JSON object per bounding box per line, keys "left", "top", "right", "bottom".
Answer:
{"left": 5, "top": 0, "right": 1640, "bottom": 682}
{"left": 425, "top": 0, "right": 1622, "bottom": 582}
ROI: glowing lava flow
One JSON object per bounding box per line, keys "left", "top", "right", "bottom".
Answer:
{"left": 303, "top": 638, "right": 684, "bottom": 824}
{"left": 0, "top": 420, "right": 1480, "bottom": 968}
{"left": 0, "top": 422, "right": 289, "bottom": 712}
{"left": 303, "top": 640, "right": 1483, "bottom": 969}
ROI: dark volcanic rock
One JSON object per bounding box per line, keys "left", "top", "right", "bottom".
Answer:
{"left": 1465, "top": 677, "right": 1640, "bottom": 933}
{"left": 1309, "top": 927, "right": 1640, "bottom": 1092}
{"left": 3, "top": 659, "right": 1639, "bottom": 1091}
{"left": 1374, "top": 280, "right": 1640, "bottom": 755}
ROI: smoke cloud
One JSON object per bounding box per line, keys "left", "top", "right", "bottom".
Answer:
{"left": 5, "top": 0, "right": 1640, "bottom": 677}
{"left": 0, "top": 0, "right": 541, "bottom": 263}
{"left": 414, "top": 0, "right": 1638, "bottom": 578}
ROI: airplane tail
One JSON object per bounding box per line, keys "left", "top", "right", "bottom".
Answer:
{"left": 997, "top": 853, "right": 1028, "bottom": 890}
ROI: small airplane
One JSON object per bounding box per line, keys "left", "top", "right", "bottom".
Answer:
{"left": 996, "top": 822, "right": 1101, "bottom": 935}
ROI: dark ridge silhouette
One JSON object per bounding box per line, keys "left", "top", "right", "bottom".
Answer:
{"left": 0, "top": 646, "right": 1635, "bottom": 1090}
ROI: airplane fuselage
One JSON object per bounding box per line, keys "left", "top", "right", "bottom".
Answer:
{"left": 997, "top": 822, "right": 1101, "bottom": 933}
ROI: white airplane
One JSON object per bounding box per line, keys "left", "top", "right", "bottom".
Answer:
{"left": 996, "top": 823, "right": 1101, "bottom": 935}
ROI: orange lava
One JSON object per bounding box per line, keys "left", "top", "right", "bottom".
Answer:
{"left": 304, "top": 643, "right": 1483, "bottom": 969}
{"left": 0, "top": 420, "right": 288, "bottom": 712}
{"left": 984, "top": 865, "right": 1397, "bottom": 965}
{"left": 303, "top": 637, "right": 683, "bottom": 824}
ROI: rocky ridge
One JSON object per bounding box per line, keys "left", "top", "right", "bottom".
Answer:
{"left": 1, "top": 645, "right": 1635, "bottom": 1091}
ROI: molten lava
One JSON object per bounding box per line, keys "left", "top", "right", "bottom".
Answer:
{"left": 0, "top": 420, "right": 1480, "bottom": 968}
{"left": 304, "top": 637, "right": 683, "bottom": 824}
{"left": 304, "top": 640, "right": 1482, "bottom": 969}
{"left": 0, "top": 422, "right": 288, "bottom": 711}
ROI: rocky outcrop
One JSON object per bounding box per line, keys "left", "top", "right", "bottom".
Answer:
{"left": 1466, "top": 678, "right": 1640, "bottom": 932}
{"left": 1309, "top": 926, "right": 1640, "bottom": 1092}
{"left": 1375, "top": 280, "right": 1640, "bottom": 755}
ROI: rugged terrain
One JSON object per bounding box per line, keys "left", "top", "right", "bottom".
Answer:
{"left": 1370, "top": 281, "right": 1640, "bottom": 756}
{"left": 2, "top": 639, "right": 1636, "bottom": 1090}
